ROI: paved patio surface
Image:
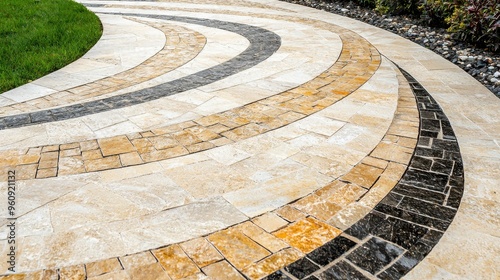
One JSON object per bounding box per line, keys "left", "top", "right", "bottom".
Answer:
{"left": 0, "top": 0, "right": 498, "bottom": 279}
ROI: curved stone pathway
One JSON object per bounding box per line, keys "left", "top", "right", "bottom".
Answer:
{"left": 0, "top": 0, "right": 498, "bottom": 279}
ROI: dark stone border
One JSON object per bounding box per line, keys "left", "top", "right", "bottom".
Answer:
{"left": 264, "top": 68, "right": 464, "bottom": 280}
{"left": 0, "top": 12, "right": 281, "bottom": 130}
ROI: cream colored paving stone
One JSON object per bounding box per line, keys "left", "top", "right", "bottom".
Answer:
{"left": 251, "top": 213, "right": 288, "bottom": 233}
{"left": 180, "top": 238, "right": 224, "bottom": 267}
{"left": 119, "top": 251, "right": 157, "bottom": 270}
{"left": 202, "top": 261, "right": 245, "bottom": 280}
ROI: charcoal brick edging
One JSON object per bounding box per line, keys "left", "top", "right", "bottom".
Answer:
{"left": 264, "top": 68, "right": 465, "bottom": 280}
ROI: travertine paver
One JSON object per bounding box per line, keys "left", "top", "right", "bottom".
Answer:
{"left": 0, "top": 0, "right": 498, "bottom": 279}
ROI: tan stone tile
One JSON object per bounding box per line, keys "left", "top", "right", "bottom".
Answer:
{"left": 202, "top": 261, "right": 245, "bottom": 280}
{"left": 141, "top": 146, "right": 189, "bottom": 162}
{"left": 292, "top": 194, "right": 342, "bottom": 221}
{"left": 323, "top": 183, "right": 367, "bottom": 207}
{"left": 208, "top": 228, "right": 270, "bottom": 270}
{"left": 341, "top": 163, "right": 383, "bottom": 189}
{"left": 60, "top": 148, "right": 81, "bottom": 157}
{"left": 82, "top": 150, "right": 103, "bottom": 161}
{"left": 59, "top": 264, "right": 85, "bottom": 280}
{"left": 141, "top": 131, "right": 155, "bottom": 137}
{"left": 15, "top": 164, "right": 38, "bottom": 180}
{"left": 120, "top": 251, "right": 157, "bottom": 270}
{"left": 180, "top": 238, "right": 223, "bottom": 267}
{"left": 206, "top": 124, "right": 230, "bottom": 134}
{"left": 22, "top": 269, "right": 58, "bottom": 280}
{"left": 383, "top": 162, "right": 407, "bottom": 181}
{"left": 361, "top": 156, "right": 388, "bottom": 169}
{"left": 86, "top": 258, "right": 122, "bottom": 277}
{"left": 58, "top": 156, "right": 86, "bottom": 176}
{"left": 119, "top": 152, "right": 143, "bottom": 166}
{"left": 185, "top": 126, "right": 220, "bottom": 141}
{"left": 87, "top": 270, "right": 130, "bottom": 280}
{"left": 80, "top": 140, "right": 99, "bottom": 151}
{"left": 0, "top": 273, "right": 27, "bottom": 280}
{"left": 251, "top": 213, "right": 289, "bottom": 232}
{"left": 234, "top": 222, "right": 289, "bottom": 253}
{"left": 242, "top": 248, "right": 304, "bottom": 280}
{"left": 60, "top": 143, "right": 80, "bottom": 150}
{"left": 178, "top": 273, "right": 208, "bottom": 280}
{"left": 222, "top": 123, "right": 267, "bottom": 141}
{"left": 273, "top": 217, "right": 341, "bottom": 253}
{"left": 397, "top": 136, "right": 418, "bottom": 148}
{"left": 210, "top": 137, "right": 233, "bottom": 147}
{"left": 41, "top": 145, "right": 59, "bottom": 152}
{"left": 186, "top": 142, "right": 215, "bottom": 153}
{"left": 327, "top": 204, "right": 372, "bottom": 230}
{"left": 149, "top": 135, "right": 179, "bottom": 150}
{"left": 36, "top": 168, "right": 57, "bottom": 179}
{"left": 126, "top": 263, "right": 170, "bottom": 280}
{"left": 314, "top": 181, "right": 348, "bottom": 198}
{"left": 153, "top": 245, "right": 199, "bottom": 279}
{"left": 84, "top": 156, "right": 121, "bottom": 172}
{"left": 98, "top": 136, "right": 136, "bottom": 156}
{"left": 274, "top": 205, "right": 307, "bottom": 222}
{"left": 172, "top": 131, "right": 201, "bottom": 146}
{"left": 131, "top": 138, "right": 156, "bottom": 154}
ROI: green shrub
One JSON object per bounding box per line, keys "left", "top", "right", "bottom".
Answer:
{"left": 420, "top": 0, "right": 456, "bottom": 27}
{"left": 375, "top": 0, "right": 422, "bottom": 16}
{"left": 446, "top": 0, "right": 500, "bottom": 52}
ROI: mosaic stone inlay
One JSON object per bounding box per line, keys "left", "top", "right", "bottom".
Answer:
{"left": 264, "top": 68, "right": 464, "bottom": 280}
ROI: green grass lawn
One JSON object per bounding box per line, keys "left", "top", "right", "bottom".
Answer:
{"left": 0, "top": 0, "right": 102, "bottom": 93}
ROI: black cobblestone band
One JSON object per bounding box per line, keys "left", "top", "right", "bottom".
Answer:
{"left": 264, "top": 68, "right": 465, "bottom": 280}
{"left": 0, "top": 12, "right": 281, "bottom": 130}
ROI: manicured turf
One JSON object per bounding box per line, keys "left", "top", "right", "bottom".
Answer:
{"left": 0, "top": 0, "right": 102, "bottom": 93}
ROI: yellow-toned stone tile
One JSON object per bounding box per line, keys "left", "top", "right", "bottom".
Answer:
{"left": 208, "top": 228, "right": 270, "bottom": 270}
{"left": 397, "top": 136, "right": 418, "bottom": 148}
{"left": 58, "top": 156, "right": 86, "bottom": 176}
{"left": 126, "top": 263, "right": 170, "bottom": 280}
{"left": 86, "top": 258, "right": 122, "bottom": 277}
{"left": 186, "top": 142, "right": 215, "bottom": 153}
{"left": 202, "top": 261, "right": 245, "bottom": 280}
{"left": 60, "top": 143, "right": 80, "bottom": 150}
{"left": 180, "top": 238, "right": 223, "bottom": 267}
{"left": 153, "top": 245, "right": 200, "bottom": 279}
{"left": 42, "top": 145, "right": 59, "bottom": 152}
{"left": 172, "top": 131, "right": 201, "bottom": 146}
{"left": 206, "top": 123, "right": 230, "bottom": 134}
{"left": 60, "top": 148, "right": 81, "bottom": 157}
{"left": 87, "top": 270, "right": 130, "bottom": 280}
{"left": 98, "top": 136, "right": 136, "bottom": 156}
{"left": 383, "top": 162, "right": 408, "bottom": 181}
{"left": 274, "top": 205, "right": 307, "bottom": 223}
{"left": 314, "top": 181, "right": 348, "bottom": 198}
{"left": 361, "top": 156, "right": 389, "bottom": 169}
{"left": 242, "top": 248, "right": 304, "bottom": 280}
{"left": 222, "top": 123, "right": 267, "bottom": 141}
{"left": 119, "top": 152, "right": 143, "bottom": 166}
{"left": 234, "top": 222, "right": 289, "bottom": 253}
{"left": 27, "top": 147, "right": 42, "bottom": 154}
{"left": 371, "top": 141, "right": 414, "bottom": 164}
{"left": 292, "top": 194, "right": 342, "bottom": 221}
{"left": 131, "top": 138, "right": 156, "bottom": 154}
{"left": 59, "top": 265, "right": 85, "bottom": 280}
{"left": 358, "top": 176, "right": 399, "bottom": 208}
{"left": 82, "top": 150, "right": 103, "bottom": 161}
{"left": 0, "top": 274, "right": 27, "bottom": 280}
{"left": 22, "top": 269, "right": 58, "bottom": 280}
{"left": 148, "top": 135, "right": 179, "bottom": 150}
{"left": 120, "top": 251, "right": 157, "bottom": 270}
{"left": 252, "top": 212, "right": 288, "bottom": 232}
{"left": 178, "top": 273, "right": 208, "bottom": 280}
{"left": 15, "top": 164, "right": 38, "bottom": 180}
{"left": 324, "top": 183, "right": 367, "bottom": 207}
{"left": 84, "top": 156, "right": 121, "bottom": 172}
{"left": 185, "top": 126, "right": 220, "bottom": 141}
{"left": 341, "top": 163, "right": 383, "bottom": 189}
{"left": 140, "top": 146, "right": 189, "bottom": 162}
{"left": 327, "top": 204, "right": 372, "bottom": 230}
{"left": 273, "top": 217, "right": 341, "bottom": 253}
{"left": 141, "top": 131, "right": 155, "bottom": 138}
{"left": 36, "top": 168, "right": 57, "bottom": 179}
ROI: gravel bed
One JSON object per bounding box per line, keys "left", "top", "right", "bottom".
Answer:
{"left": 281, "top": 0, "right": 500, "bottom": 98}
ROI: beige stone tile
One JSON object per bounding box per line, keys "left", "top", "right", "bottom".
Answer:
{"left": 292, "top": 194, "right": 342, "bottom": 221}
{"left": 370, "top": 141, "right": 413, "bottom": 164}
{"left": 327, "top": 203, "right": 372, "bottom": 230}
{"left": 237, "top": 220, "right": 290, "bottom": 252}
{"left": 58, "top": 156, "right": 86, "bottom": 176}
{"left": 251, "top": 213, "right": 288, "bottom": 233}
{"left": 86, "top": 258, "right": 122, "bottom": 277}
{"left": 149, "top": 135, "right": 179, "bottom": 150}
{"left": 361, "top": 156, "right": 388, "bottom": 169}
{"left": 140, "top": 146, "right": 189, "bottom": 162}
{"left": 202, "top": 261, "right": 245, "bottom": 280}
{"left": 41, "top": 145, "right": 59, "bottom": 152}
{"left": 241, "top": 248, "right": 304, "bottom": 280}
{"left": 180, "top": 238, "right": 223, "bottom": 268}
{"left": 15, "top": 164, "right": 38, "bottom": 180}
{"left": 119, "top": 251, "right": 157, "bottom": 270}
{"left": 36, "top": 168, "right": 57, "bottom": 179}
{"left": 273, "top": 217, "right": 341, "bottom": 253}
{"left": 98, "top": 136, "right": 136, "bottom": 156}
{"left": 274, "top": 205, "right": 307, "bottom": 223}
{"left": 119, "top": 152, "right": 143, "bottom": 166}
{"left": 59, "top": 265, "right": 85, "bottom": 280}
{"left": 208, "top": 228, "right": 270, "bottom": 270}
{"left": 82, "top": 149, "right": 103, "bottom": 161}
{"left": 87, "top": 270, "right": 130, "bottom": 280}
{"left": 153, "top": 245, "right": 200, "bottom": 280}
{"left": 60, "top": 148, "right": 81, "bottom": 157}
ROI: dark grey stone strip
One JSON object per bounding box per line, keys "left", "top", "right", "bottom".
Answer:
{"left": 263, "top": 68, "right": 464, "bottom": 280}
{"left": 0, "top": 12, "right": 281, "bottom": 130}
